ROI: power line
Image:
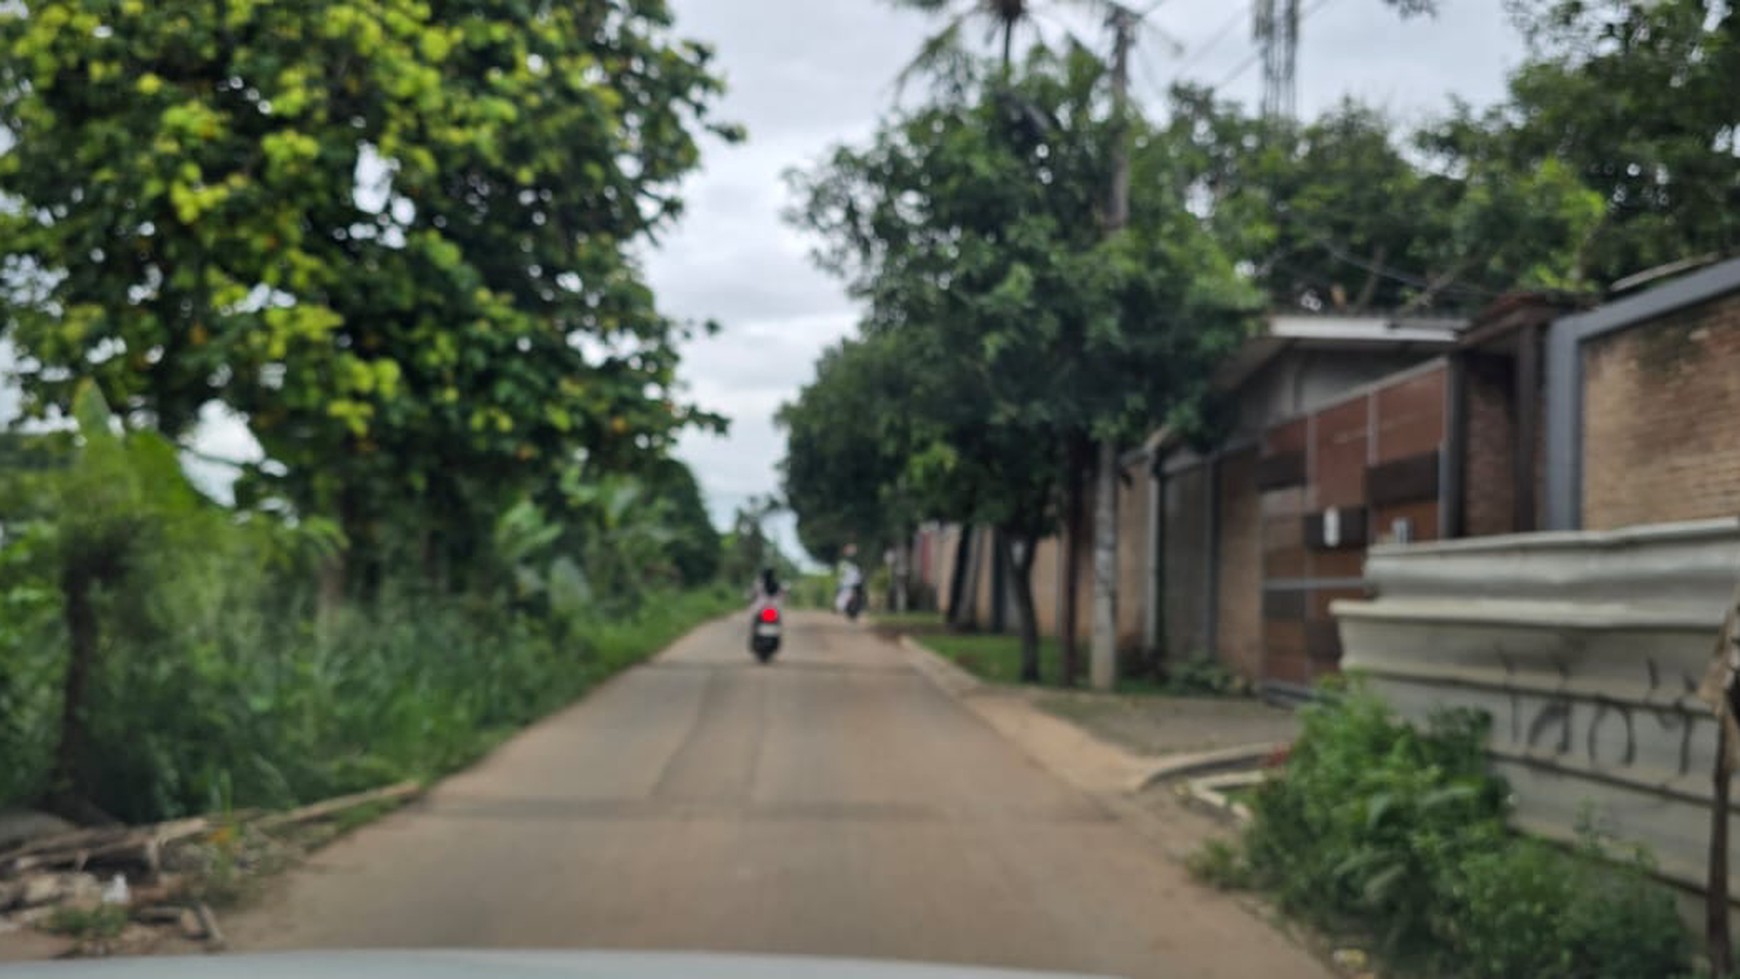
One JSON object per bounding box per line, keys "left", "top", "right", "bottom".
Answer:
{"left": 1169, "top": 6, "right": 1248, "bottom": 80}
{"left": 1133, "top": 36, "right": 1175, "bottom": 105}
{"left": 1208, "top": 47, "right": 1263, "bottom": 93}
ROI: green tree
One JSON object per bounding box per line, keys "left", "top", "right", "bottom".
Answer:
{"left": 0, "top": 386, "right": 214, "bottom": 817}
{"left": 0, "top": 0, "right": 737, "bottom": 591}
{"left": 719, "top": 494, "right": 790, "bottom": 589}
{"left": 1157, "top": 85, "right": 1606, "bottom": 313}
{"left": 777, "top": 334, "right": 917, "bottom": 568}
{"left": 1419, "top": 0, "right": 1740, "bottom": 285}
{"left": 790, "top": 47, "right": 1255, "bottom": 681}
{"left": 640, "top": 457, "right": 723, "bottom": 589}
{"left": 890, "top": 0, "right": 1103, "bottom": 79}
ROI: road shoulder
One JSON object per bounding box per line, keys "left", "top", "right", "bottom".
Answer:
{"left": 895, "top": 634, "right": 1346, "bottom": 978}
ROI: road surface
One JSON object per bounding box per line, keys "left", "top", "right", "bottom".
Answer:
{"left": 227, "top": 613, "right": 1328, "bottom": 979}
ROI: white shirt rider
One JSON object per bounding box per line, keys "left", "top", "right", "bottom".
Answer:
{"left": 835, "top": 553, "right": 863, "bottom": 613}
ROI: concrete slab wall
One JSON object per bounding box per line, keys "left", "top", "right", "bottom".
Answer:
{"left": 1336, "top": 517, "right": 1740, "bottom": 897}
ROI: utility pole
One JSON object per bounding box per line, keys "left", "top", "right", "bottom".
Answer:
{"left": 1090, "top": 4, "right": 1136, "bottom": 692}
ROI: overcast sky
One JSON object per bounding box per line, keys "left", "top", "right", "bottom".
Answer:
{"left": 648, "top": 0, "right": 1526, "bottom": 559}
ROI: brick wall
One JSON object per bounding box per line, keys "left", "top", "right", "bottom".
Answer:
{"left": 1215, "top": 447, "right": 1263, "bottom": 680}
{"left": 1583, "top": 291, "right": 1740, "bottom": 529}
{"left": 1463, "top": 354, "right": 1517, "bottom": 536}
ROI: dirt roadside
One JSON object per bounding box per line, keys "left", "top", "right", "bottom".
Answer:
{"left": 894, "top": 635, "right": 1359, "bottom": 978}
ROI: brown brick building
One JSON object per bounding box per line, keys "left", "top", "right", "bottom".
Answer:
{"left": 1544, "top": 257, "right": 1740, "bottom": 530}
{"left": 925, "top": 255, "right": 1740, "bottom": 698}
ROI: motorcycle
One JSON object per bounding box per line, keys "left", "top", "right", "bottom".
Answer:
{"left": 838, "top": 583, "right": 866, "bottom": 621}
{"left": 749, "top": 596, "right": 783, "bottom": 663}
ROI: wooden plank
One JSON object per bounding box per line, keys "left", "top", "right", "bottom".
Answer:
{"left": 1255, "top": 451, "right": 1307, "bottom": 490}
{"left": 1367, "top": 451, "right": 1441, "bottom": 507}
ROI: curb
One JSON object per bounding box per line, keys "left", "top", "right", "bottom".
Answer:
{"left": 1129, "top": 741, "right": 1287, "bottom": 794}
{"left": 1177, "top": 770, "right": 1268, "bottom": 825}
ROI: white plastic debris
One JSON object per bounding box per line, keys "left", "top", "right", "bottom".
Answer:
{"left": 100, "top": 874, "right": 128, "bottom": 906}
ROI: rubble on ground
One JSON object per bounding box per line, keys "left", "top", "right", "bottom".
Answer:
{"left": 0, "top": 781, "right": 419, "bottom": 958}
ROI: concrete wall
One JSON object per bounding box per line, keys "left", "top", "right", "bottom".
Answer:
{"left": 1162, "top": 461, "right": 1213, "bottom": 660}
{"left": 1216, "top": 447, "right": 1264, "bottom": 679}
{"left": 934, "top": 524, "right": 964, "bottom": 619}
{"left": 1233, "top": 349, "right": 1429, "bottom": 443}
{"left": 1030, "top": 536, "right": 1064, "bottom": 638}
{"left": 971, "top": 528, "right": 997, "bottom": 627}
{"left": 1337, "top": 518, "right": 1740, "bottom": 897}
{"left": 1583, "top": 291, "right": 1740, "bottom": 530}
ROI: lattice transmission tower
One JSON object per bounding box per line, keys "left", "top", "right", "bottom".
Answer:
{"left": 1252, "top": 0, "right": 1298, "bottom": 120}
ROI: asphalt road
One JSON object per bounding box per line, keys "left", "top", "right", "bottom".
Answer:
{"left": 227, "top": 613, "right": 1327, "bottom": 979}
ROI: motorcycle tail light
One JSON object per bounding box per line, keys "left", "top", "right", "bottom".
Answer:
{"left": 759, "top": 607, "right": 780, "bottom": 624}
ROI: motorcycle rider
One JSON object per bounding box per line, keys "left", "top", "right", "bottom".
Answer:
{"left": 747, "top": 566, "right": 785, "bottom": 662}
{"left": 834, "top": 544, "right": 865, "bottom": 617}
{"left": 753, "top": 567, "right": 784, "bottom": 604}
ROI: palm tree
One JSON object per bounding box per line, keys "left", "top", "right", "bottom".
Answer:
{"left": 891, "top": 0, "right": 1106, "bottom": 87}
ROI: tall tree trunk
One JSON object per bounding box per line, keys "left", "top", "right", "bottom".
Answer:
{"left": 1091, "top": 439, "right": 1118, "bottom": 691}
{"left": 893, "top": 535, "right": 911, "bottom": 614}
{"left": 49, "top": 561, "right": 98, "bottom": 815}
{"left": 1001, "top": 529, "right": 1041, "bottom": 684}
{"left": 1711, "top": 719, "right": 1732, "bottom": 978}
{"left": 946, "top": 526, "right": 973, "bottom": 628}
{"left": 1001, "top": 20, "right": 1014, "bottom": 72}
{"left": 1352, "top": 245, "right": 1387, "bottom": 312}
{"left": 1060, "top": 433, "right": 1090, "bottom": 686}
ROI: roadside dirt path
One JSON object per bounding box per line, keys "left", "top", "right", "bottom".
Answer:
{"left": 223, "top": 613, "right": 1329, "bottom": 979}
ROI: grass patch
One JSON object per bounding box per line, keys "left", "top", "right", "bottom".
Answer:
{"left": 1187, "top": 838, "right": 1251, "bottom": 890}
{"left": 1219, "top": 782, "right": 1259, "bottom": 806}
{"left": 45, "top": 904, "right": 128, "bottom": 940}
{"left": 921, "top": 631, "right": 1063, "bottom": 685}
{"left": 872, "top": 610, "right": 949, "bottom": 633}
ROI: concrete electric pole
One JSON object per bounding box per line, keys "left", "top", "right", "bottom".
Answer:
{"left": 1090, "top": 4, "right": 1136, "bottom": 692}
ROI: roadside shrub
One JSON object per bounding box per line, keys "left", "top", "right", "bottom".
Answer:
{"left": 1161, "top": 654, "right": 1244, "bottom": 697}
{"left": 1445, "top": 834, "right": 1688, "bottom": 979}
{"left": 1187, "top": 838, "right": 1251, "bottom": 890}
{"left": 1235, "top": 686, "right": 1691, "bottom": 973}
{"left": 1244, "top": 690, "right": 1507, "bottom": 951}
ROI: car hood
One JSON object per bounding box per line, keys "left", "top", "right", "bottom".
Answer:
{"left": 7, "top": 950, "right": 1116, "bottom": 979}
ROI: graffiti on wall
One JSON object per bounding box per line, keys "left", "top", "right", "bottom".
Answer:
{"left": 1492, "top": 644, "right": 1710, "bottom": 778}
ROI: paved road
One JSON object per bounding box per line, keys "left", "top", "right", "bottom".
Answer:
{"left": 228, "top": 613, "right": 1326, "bottom": 979}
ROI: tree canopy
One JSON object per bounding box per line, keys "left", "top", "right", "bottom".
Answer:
{"left": 785, "top": 46, "right": 1259, "bottom": 678}
{"left": 0, "top": 0, "right": 739, "bottom": 583}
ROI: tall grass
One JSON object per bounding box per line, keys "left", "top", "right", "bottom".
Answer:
{"left": 0, "top": 542, "right": 733, "bottom": 822}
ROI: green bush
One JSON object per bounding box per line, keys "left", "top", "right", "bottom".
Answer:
{"left": 1235, "top": 686, "right": 1691, "bottom": 974}
{"left": 1446, "top": 835, "right": 1687, "bottom": 979}
{"left": 1161, "top": 654, "right": 1243, "bottom": 696}
{"left": 1244, "top": 690, "right": 1508, "bottom": 951}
